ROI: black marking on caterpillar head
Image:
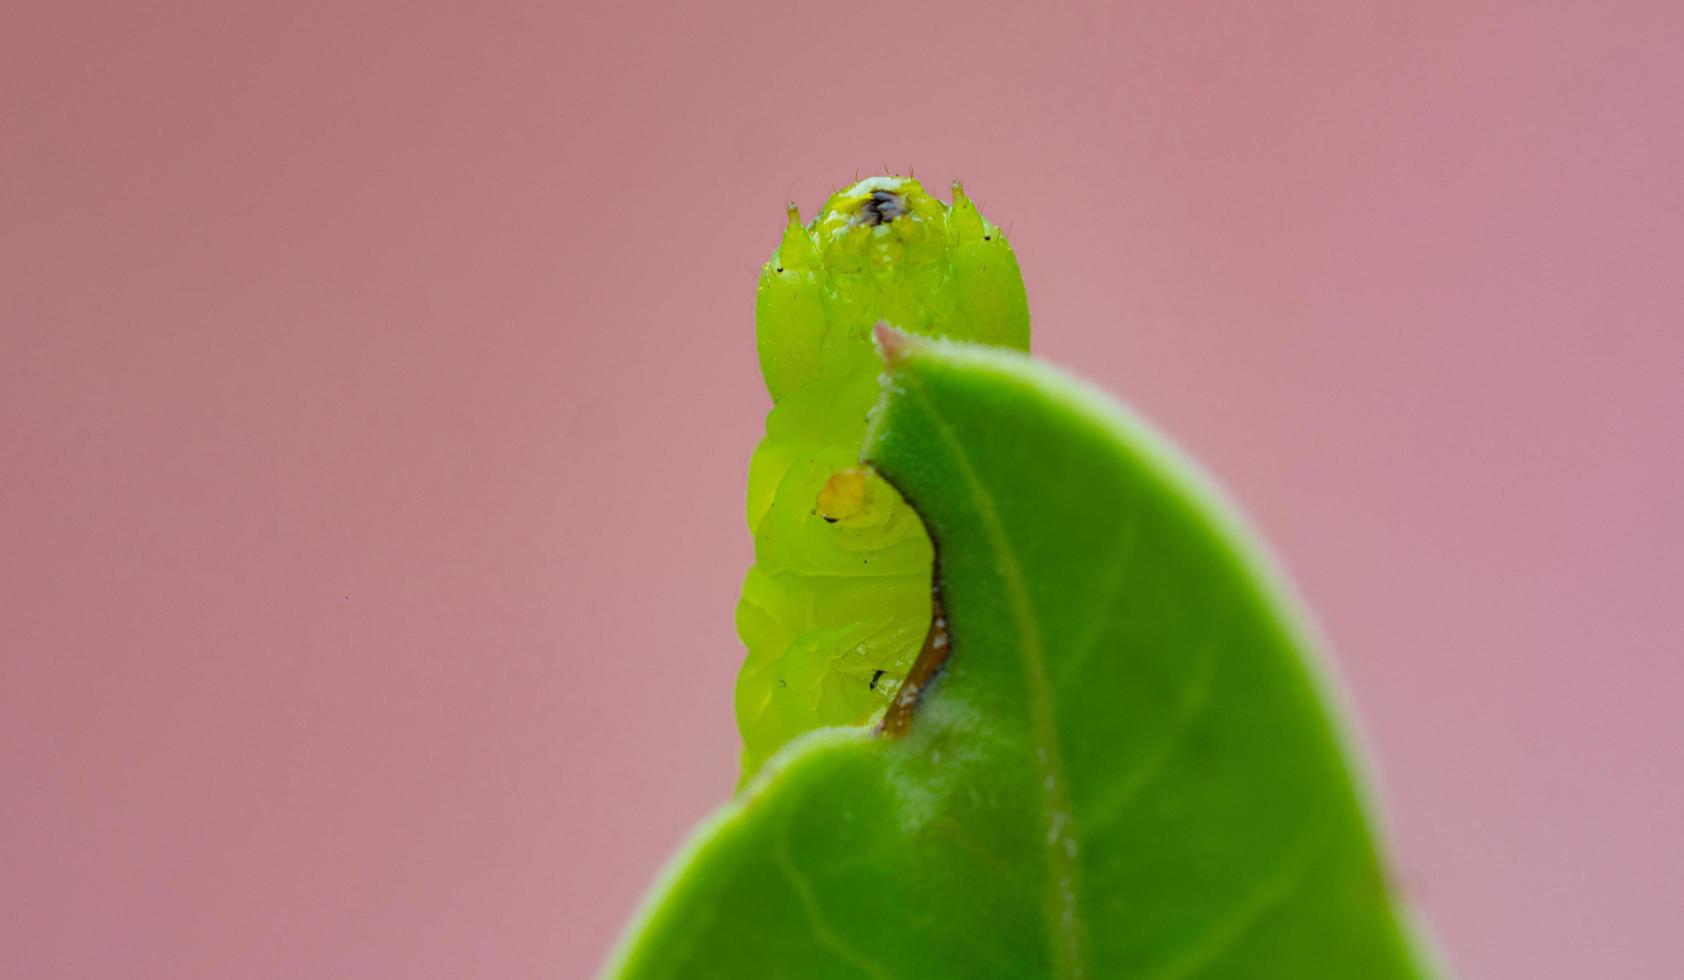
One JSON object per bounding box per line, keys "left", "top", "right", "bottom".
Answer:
{"left": 856, "top": 190, "right": 907, "bottom": 227}
{"left": 870, "top": 669, "right": 886, "bottom": 690}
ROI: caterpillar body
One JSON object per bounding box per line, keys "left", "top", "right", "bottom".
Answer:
{"left": 736, "top": 176, "right": 1030, "bottom": 776}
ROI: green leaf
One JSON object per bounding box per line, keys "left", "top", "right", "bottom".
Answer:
{"left": 606, "top": 333, "right": 1439, "bottom": 979}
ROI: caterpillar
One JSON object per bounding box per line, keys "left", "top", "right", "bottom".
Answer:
{"left": 735, "top": 176, "right": 1030, "bottom": 777}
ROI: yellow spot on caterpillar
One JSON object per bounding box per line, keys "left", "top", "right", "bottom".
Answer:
{"left": 816, "top": 466, "right": 873, "bottom": 524}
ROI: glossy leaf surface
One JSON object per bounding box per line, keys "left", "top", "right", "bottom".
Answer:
{"left": 608, "top": 335, "right": 1436, "bottom": 979}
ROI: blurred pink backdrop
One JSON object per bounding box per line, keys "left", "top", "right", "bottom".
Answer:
{"left": 3, "top": 2, "right": 1680, "bottom": 977}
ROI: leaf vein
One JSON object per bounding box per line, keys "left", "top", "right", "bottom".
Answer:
{"left": 1054, "top": 519, "right": 1143, "bottom": 684}
{"left": 772, "top": 815, "right": 897, "bottom": 980}
{"left": 1080, "top": 634, "right": 1220, "bottom": 829}
{"left": 1141, "top": 829, "right": 1326, "bottom": 980}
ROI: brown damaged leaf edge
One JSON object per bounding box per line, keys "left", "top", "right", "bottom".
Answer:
{"left": 871, "top": 322, "right": 951, "bottom": 738}
{"left": 878, "top": 581, "right": 950, "bottom": 735}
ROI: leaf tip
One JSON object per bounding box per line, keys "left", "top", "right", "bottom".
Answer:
{"left": 873, "top": 322, "right": 923, "bottom": 368}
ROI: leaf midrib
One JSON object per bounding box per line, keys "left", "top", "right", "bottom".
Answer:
{"left": 897, "top": 369, "right": 1088, "bottom": 980}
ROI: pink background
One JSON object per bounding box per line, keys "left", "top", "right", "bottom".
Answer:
{"left": 4, "top": 2, "right": 1680, "bottom": 977}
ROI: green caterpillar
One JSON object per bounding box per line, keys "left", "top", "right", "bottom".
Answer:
{"left": 735, "top": 176, "right": 1030, "bottom": 777}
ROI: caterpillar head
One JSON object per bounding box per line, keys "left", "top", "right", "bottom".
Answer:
{"left": 811, "top": 177, "right": 950, "bottom": 274}
{"left": 755, "top": 176, "right": 1027, "bottom": 400}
